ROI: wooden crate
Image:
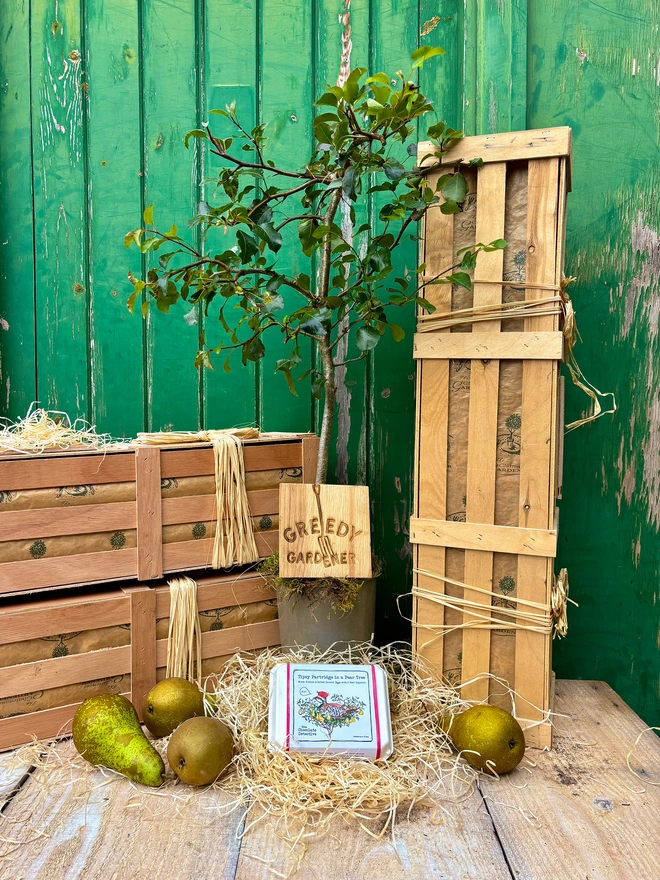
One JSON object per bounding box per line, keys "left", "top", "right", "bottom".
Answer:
{"left": 412, "top": 128, "right": 571, "bottom": 748}
{"left": 0, "top": 433, "right": 319, "bottom": 596}
{"left": 0, "top": 569, "right": 280, "bottom": 751}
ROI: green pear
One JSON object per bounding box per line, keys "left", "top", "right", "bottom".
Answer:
{"left": 142, "top": 677, "right": 204, "bottom": 738}
{"left": 73, "top": 693, "right": 165, "bottom": 787}
{"left": 167, "top": 716, "right": 234, "bottom": 786}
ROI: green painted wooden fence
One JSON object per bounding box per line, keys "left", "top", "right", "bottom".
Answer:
{"left": 1, "top": 1, "right": 658, "bottom": 727}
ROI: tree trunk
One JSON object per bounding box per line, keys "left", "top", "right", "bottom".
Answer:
{"left": 316, "top": 333, "right": 336, "bottom": 484}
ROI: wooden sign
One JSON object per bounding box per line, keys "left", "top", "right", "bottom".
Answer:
{"left": 278, "top": 484, "right": 372, "bottom": 578}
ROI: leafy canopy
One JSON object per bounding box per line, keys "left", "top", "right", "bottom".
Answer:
{"left": 126, "top": 50, "right": 505, "bottom": 399}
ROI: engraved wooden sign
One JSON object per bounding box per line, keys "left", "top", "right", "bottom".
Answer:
{"left": 278, "top": 484, "right": 372, "bottom": 578}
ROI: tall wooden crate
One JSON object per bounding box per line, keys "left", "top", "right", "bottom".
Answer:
{"left": 412, "top": 128, "right": 571, "bottom": 748}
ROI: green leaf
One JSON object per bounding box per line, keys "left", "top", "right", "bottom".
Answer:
{"left": 281, "top": 368, "right": 297, "bottom": 396}
{"left": 236, "top": 229, "right": 260, "bottom": 263}
{"left": 366, "top": 72, "right": 391, "bottom": 85}
{"left": 356, "top": 325, "right": 381, "bottom": 352}
{"left": 325, "top": 295, "right": 343, "bottom": 309}
{"left": 342, "top": 166, "right": 358, "bottom": 201}
{"left": 383, "top": 158, "right": 406, "bottom": 181}
{"left": 415, "top": 297, "right": 436, "bottom": 312}
{"left": 484, "top": 238, "right": 507, "bottom": 250}
{"left": 440, "top": 199, "right": 461, "bottom": 214}
{"left": 223, "top": 356, "right": 232, "bottom": 373}
{"left": 468, "top": 157, "right": 484, "bottom": 167}
{"left": 447, "top": 272, "right": 472, "bottom": 290}
{"left": 254, "top": 222, "right": 283, "bottom": 253}
{"left": 184, "top": 129, "right": 208, "bottom": 148}
{"left": 298, "top": 219, "right": 318, "bottom": 257}
{"left": 315, "top": 92, "right": 338, "bottom": 107}
{"left": 143, "top": 204, "right": 154, "bottom": 225}
{"left": 364, "top": 98, "right": 384, "bottom": 114}
{"left": 259, "top": 294, "right": 284, "bottom": 314}
{"left": 410, "top": 45, "right": 445, "bottom": 69}
{"left": 389, "top": 323, "right": 405, "bottom": 342}
{"left": 440, "top": 172, "right": 468, "bottom": 203}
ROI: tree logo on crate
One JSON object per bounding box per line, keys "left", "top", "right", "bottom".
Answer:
{"left": 200, "top": 607, "right": 233, "bottom": 631}
{"left": 0, "top": 491, "right": 16, "bottom": 504}
{"left": 494, "top": 576, "right": 516, "bottom": 610}
{"left": 29, "top": 539, "right": 47, "bottom": 559}
{"left": 161, "top": 477, "right": 179, "bottom": 491}
{"left": 498, "top": 413, "right": 522, "bottom": 455}
{"left": 192, "top": 522, "right": 207, "bottom": 540}
{"left": 110, "top": 530, "right": 126, "bottom": 550}
{"left": 40, "top": 633, "right": 83, "bottom": 658}
{"left": 297, "top": 691, "right": 365, "bottom": 736}
{"left": 259, "top": 515, "right": 272, "bottom": 531}
{"left": 56, "top": 485, "right": 96, "bottom": 499}
{"left": 279, "top": 467, "right": 302, "bottom": 481}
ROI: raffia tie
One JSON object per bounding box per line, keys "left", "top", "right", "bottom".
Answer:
{"left": 406, "top": 567, "right": 576, "bottom": 642}
{"left": 417, "top": 277, "right": 617, "bottom": 432}
{"left": 166, "top": 576, "right": 203, "bottom": 685}
{"left": 135, "top": 428, "right": 260, "bottom": 568}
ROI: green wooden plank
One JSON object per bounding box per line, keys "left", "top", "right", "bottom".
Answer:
{"left": 259, "top": 0, "right": 314, "bottom": 432}
{"left": 316, "top": 0, "right": 371, "bottom": 485}
{"left": 86, "top": 0, "right": 145, "bottom": 437}
{"left": 31, "top": 0, "right": 89, "bottom": 417}
{"left": 419, "top": 1, "right": 463, "bottom": 132}
{"left": 0, "top": 0, "right": 37, "bottom": 418}
{"left": 142, "top": 0, "right": 201, "bottom": 432}
{"left": 528, "top": 0, "right": 660, "bottom": 728}
{"left": 369, "top": 0, "right": 421, "bottom": 643}
{"left": 203, "top": 0, "right": 258, "bottom": 430}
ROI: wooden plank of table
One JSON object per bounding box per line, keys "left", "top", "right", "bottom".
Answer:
{"left": 462, "top": 162, "right": 507, "bottom": 702}
{"left": 481, "top": 680, "right": 660, "bottom": 880}
{"left": 413, "top": 168, "right": 455, "bottom": 675}
{"left": 0, "top": 751, "right": 32, "bottom": 805}
{"left": 136, "top": 446, "right": 163, "bottom": 581}
{"left": 0, "top": 739, "right": 244, "bottom": 877}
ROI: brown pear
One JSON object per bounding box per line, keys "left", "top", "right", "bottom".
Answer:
{"left": 142, "top": 677, "right": 204, "bottom": 738}
{"left": 167, "top": 716, "right": 234, "bottom": 786}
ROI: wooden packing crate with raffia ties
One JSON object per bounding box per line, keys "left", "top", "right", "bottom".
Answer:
{"left": 0, "top": 568, "right": 281, "bottom": 751}
{"left": 0, "top": 433, "right": 319, "bottom": 597}
{"left": 411, "top": 128, "right": 572, "bottom": 749}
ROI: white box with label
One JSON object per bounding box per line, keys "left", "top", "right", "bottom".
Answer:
{"left": 268, "top": 662, "right": 393, "bottom": 760}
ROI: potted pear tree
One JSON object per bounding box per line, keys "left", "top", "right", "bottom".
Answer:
{"left": 126, "top": 46, "right": 504, "bottom": 647}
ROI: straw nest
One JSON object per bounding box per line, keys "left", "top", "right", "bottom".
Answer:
{"left": 203, "top": 643, "right": 477, "bottom": 844}
{"left": 0, "top": 405, "right": 122, "bottom": 454}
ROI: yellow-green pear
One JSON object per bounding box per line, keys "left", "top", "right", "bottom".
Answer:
{"left": 73, "top": 693, "right": 165, "bottom": 787}
{"left": 167, "top": 716, "right": 233, "bottom": 786}
{"left": 444, "top": 704, "right": 525, "bottom": 774}
{"left": 142, "top": 677, "right": 205, "bottom": 738}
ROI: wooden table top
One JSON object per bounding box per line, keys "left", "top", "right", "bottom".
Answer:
{"left": 1, "top": 680, "right": 658, "bottom": 879}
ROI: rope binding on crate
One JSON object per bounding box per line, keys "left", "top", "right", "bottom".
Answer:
{"left": 402, "top": 567, "right": 576, "bottom": 644}
{"left": 135, "top": 428, "right": 260, "bottom": 568}
{"left": 416, "top": 276, "right": 616, "bottom": 431}
{"left": 166, "top": 576, "right": 203, "bottom": 685}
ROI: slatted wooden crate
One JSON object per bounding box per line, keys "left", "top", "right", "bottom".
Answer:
{"left": 0, "top": 433, "right": 319, "bottom": 596}
{"left": 412, "top": 128, "right": 571, "bottom": 749}
{"left": 0, "top": 569, "right": 280, "bottom": 751}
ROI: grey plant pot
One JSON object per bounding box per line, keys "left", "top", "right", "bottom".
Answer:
{"left": 277, "top": 577, "right": 377, "bottom": 651}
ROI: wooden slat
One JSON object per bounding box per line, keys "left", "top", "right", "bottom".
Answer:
{"left": 154, "top": 576, "right": 273, "bottom": 619}
{"left": 0, "top": 695, "right": 132, "bottom": 753}
{"left": 301, "top": 434, "right": 320, "bottom": 482}
{"left": 0, "top": 548, "right": 137, "bottom": 594}
{"left": 0, "top": 452, "right": 135, "bottom": 491}
{"left": 481, "top": 681, "right": 660, "bottom": 880}
{"left": 0, "top": 593, "right": 130, "bottom": 645}
{"left": 410, "top": 518, "right": 557, "bottom": 557}
{"left": 461, "top": 162, "right": 507, "bottom": 702}
{"left": 413, "top": 169, "right": 455, "bottom": 674}
{"left": 0, "top": 501, "right": 137, "bottom": 542}
{"left": 0, "top": 645, "right": 131, "bottom": 700}
{"left": 514, "top": 157, "right": 561, "bottom": 733}
{"left": 161, "top": 530, "right": 279, "bottom": 573}
{"left": 161, "top": 489, "right": 279, "bottom": 526}
{"left": 413, "top": 331, "right": 563, "bottom": 361}
{"left": 135, "top": 447, "right": 163, "bottom": 580}
{"left": 160, "top": 442, "right": 302, "bottom": 479}
{"left": 154, "top": 618, "right": 280, "bottom": 667}
{"left": 418, "top": 126, "right": 572, "bottom": 171}
{"left": 129, "top": 587, "right": 157, "bottom": 719}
